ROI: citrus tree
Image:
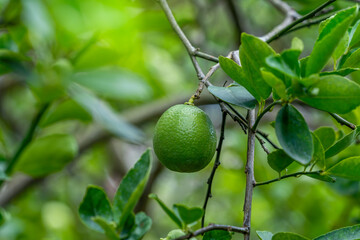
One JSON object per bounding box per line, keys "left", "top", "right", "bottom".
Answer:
{"left": 1, "top": 0, "right": 360, "bottom": 240}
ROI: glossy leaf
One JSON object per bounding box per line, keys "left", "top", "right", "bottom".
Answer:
{"left": 267, "top": 149, "right": 294, "bottom": 173}
{"left": 173, "top": 204, "right": 203, "bottom": 225}
{"left": 92, "top": 217, "right": 119, "bottom": 240}
{"left": 266, "top": 49, "right": 301, "bottom": 79}
{"left": 207, "top": 85, "right": 257, "bottom": 109}
{"left": 69, "top": 84, "right": 144, "bottom": 143}
{"left": 333, "top": 32, "right": 349, "bottom": 62}
{"left": 261, "top": 71, "right": 287, "bottom": 100}
{"left": 79, "top": 186, "right": 114, "bottom": 233}
{"left": 127, "top": 212, "right": 152, "bottom": 240}
{"left": 219, "top": 56, "right": 260, "bottom": 101}
{"left": 240, "top": 33, "right": 275, "bottom": 100}
{"left": 203, "top": 230, "right": 232, "bottom": 240}
{"left": 148, "top": 193, "right": 182, "bottom": 228}
{"left": 325, "top": 157, "right": 360, "bottom": 180}
{"left": 340, "top": 48, "right": 360, "bottom": 69}
{"left": 299, "top": 75, "right": 360, "bottom": 114}
{"left": 312, "top": 133, "right": 325, "bottom": 168}
{"left": 349, "top": 20, "right": 360, "bottom": 49}
{"left": 305, "top": 173, "right": 336, "bottom": 183}
{"left": 306, "top": 6, "right": 358, "bottom": 76}
{"left": 272, "top": 232, "right": 310, "bottom": 240}
{"left": 325, "top": 127, "right": 360, "bottom": 159}
{"left": 319, "top": 68, "right": 360, "bottom": 77}
{"left": 40, "top": 99, "right": 92, "bottom": 127}
{"left": 314, "top": 224, "right": 360, "bottom": 240}
{"left": 275, "top": 104, "right": 313, "bottom": 165}
{"left": 257, "top": 231, "right": 273, "bottom": 240}
{"left": 15, "top": 134, "right": 78, "bottom": 177}
{"left": 314, "top": 127, "right": 337, "bottom": 150}
{"left": 113, "top": 149, "right": 151, "bottom": 231}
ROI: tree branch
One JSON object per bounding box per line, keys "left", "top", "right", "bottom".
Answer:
{"left": 252, "top": 101, "right": 281, "bottom": 131}
{"left": 224, "top": 0, "right": 244, "bottom": 46}
{"left": 329, "top": 112, "right": 357, "bottom": 130}
{"left": 158, "top": 0, "right": 218, "bottom": 63}
{"left": 173, "top": 224, "right": 249, "bottom": 240}
{"left": 262, "top": 0, "right": 337, "bottom": 43}
{"left": 243, "top": 110, "right": 256, "bottom": 240}
{"left": 202, "top": 110, "right": 227, "bottom": 228}
{"left": 255, "top": 170, "right": 323, "bottom": 187}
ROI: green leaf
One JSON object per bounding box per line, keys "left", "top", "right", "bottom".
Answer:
{"left": 299, "top": 75, "right": 360, "bottom": 114}
{"left": 127, "top": 212, "right": 152, "bottom": 240}
{"left": 240, "top": 33, "right": 275, "bottom": 100}
{"left": 203, "top": 230, "right": 232, "bottom": 240}
{"left": 219, "top": 56, "right": 260, "bottom": 101}
{"left": 266, "top": 49, "right": 301, "bottom": 79}
{"left": 92, "top": 217, "right": 119, "bottom": 240}
{"left": 79, "top": 186, "right": 114, "bottom": 233}
{"left": 267, "top": 149, "right": 294, "bottom": 173}
{"left": 319, "top": 68, "right": 360, "bottom": 77}
{"left": 325, "top": 127, "right": 360, "bottom": 159}
{"left": 257, "top": 231, "right": 273, "bottom": 240}
{"left": 340, "top": 48, "right": 360, "bottom": 69}
{"left": 207, "top": 85, "right": 257, "bottom": 109}
{"left": 305, "top": 173, "right": 336, "bottom": 183}
{"left": 0, "top": 208, "right": 7, "bottom": 227}
{"left": 40, "top": 99, "right": 92, "bottom": 127}
{"left": 325, "top": 156, "right": 360, "bottom": 180}
{"left": 113, "top": 149, "right": 152, "bottom": 231}
{"left": 306, "top": 6, "right": 358, "bottom": 76}
{"left": 314, "top": 127, "right": 337, "bottom": 151}
{"left": 333, "top": 32, "right": 349, "bottom": 62}
{"left": 15, "top": 134, "right": 78, "bottom": 177}
{"left": 314, "top": 224, "right": 360, "bottom": 240}
{"left": 173, "top": 204, "right": 203, "bottom": 225}
{"left": 275, "top": 104, "right": 313, "bottom": 165}
{"left": 261, "top": 71, "right": 287, "bottom": 100}
{"left": 272, "top": 232, "right": 310, "bottom": 240}
{"left": 148, "top": 193, "right": 182, "bottom": 228}
{"left": 69, "top": 84, "right": 144, "bottom": 144}
{"left": 349, "top": 20, "right": 360, "bottom": 49}
{"left": 72, "top": 69, "right": 152, "bottom": 101}
{"left": 291, "top": 37, "right": 304, "bottom": 52}
{"left": 312, "top": 133, "right": 325, "bottom": 168}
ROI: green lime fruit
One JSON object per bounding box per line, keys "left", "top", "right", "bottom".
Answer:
{"left": 153, "top": 104, "right": 217, "bottom": 173}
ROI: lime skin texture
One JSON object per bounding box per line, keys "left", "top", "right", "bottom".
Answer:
{"left": 153, "top": 104, "right": 217, "bottom": 173}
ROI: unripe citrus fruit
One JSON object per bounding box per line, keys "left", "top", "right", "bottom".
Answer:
{"left": 153, "top": 104, "right": 217, "bottom": 172}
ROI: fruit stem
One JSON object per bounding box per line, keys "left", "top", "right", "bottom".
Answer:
{"left": 184, "top": 95, "right": 196, "bottom": 105}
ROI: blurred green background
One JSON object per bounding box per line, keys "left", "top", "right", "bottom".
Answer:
{"left": 0, "top": 0, "right": 359, "bottom": 239}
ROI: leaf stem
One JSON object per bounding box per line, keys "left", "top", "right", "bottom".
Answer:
{"left": 252, "top": 101, "right": 281, "bottom": 132}
{"left": 0, "top": 103, "right": 49, "bottom": 186}
{"left": 329, "top": 112, "right": 356, "bottom": 130}
{"left": 255, "top": 170, "right": 322, "bottom": 187}
{"left": 173, "top": 224, "right": 249, "bottom": 240}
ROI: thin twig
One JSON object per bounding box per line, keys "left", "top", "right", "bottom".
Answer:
{"left": 329, "top": 113, "right": 357, "bottom": 130}
{"left": 255, "top": 170, "right": 323, "bottom": 187}
{"left": 0, "top": 103, "right": 50, "bottom": 187}
{"left": 158, "top": 0, "right": 218, "bottom": 63}
{"left": 225, "top": 103, "right": 280, "bottom": 150}
{"left": 263, "top": 0, "right": 337, "bottom": 43}
{"left": 252, "top": 101, "right": 281, "bottom": 131}
{"left": 224, "top": 0, "right": 244, "bottom": 45}
{"left": 266, "top": 0, "right": 301, "bottom": 19}
{"left": 173, "top": 224, "right": 249, "bottom": 240}
{"left": 202, "top": 111, "right": 227, "bottom": 228}
{"left": 243, "top": 110, "right": 256, "bottom": 240}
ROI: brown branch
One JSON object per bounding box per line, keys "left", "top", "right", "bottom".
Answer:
{"left": 243, "top": 110, "right": 256, "bottom": 240}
